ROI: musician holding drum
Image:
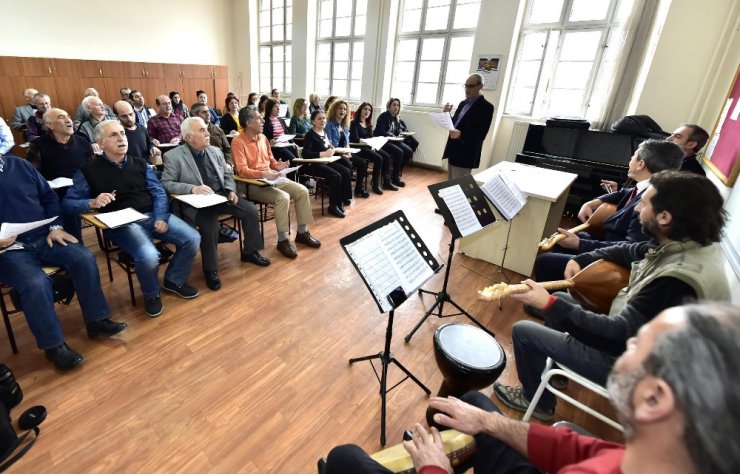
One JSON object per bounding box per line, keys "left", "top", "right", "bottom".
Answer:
{"left": 492, "top": 171, "right": 730, "bottom": 421}
{"left": 534, "top": 139, "right": 683, "bottom": 283}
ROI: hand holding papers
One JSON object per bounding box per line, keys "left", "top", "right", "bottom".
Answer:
{"left": 480, "top": 172, "right": 527, "bottom": 220}
{"left": 174, "top": 194, "right": 228, "bottom": 208}
{"left": 0, "top": 216, "right": 58, "bottom": 239}
{"left": 429, "top": 112, "right": 455, "bottom": 131}
{"left": 47, "top": 177, "right": 74, "bottom": 189}
{"left": 94, "top": 208, "right": 148, "bottom": 229}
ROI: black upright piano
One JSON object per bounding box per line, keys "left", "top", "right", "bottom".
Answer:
{"left": 516, "top": 124, "right": 646, "bottom": 215}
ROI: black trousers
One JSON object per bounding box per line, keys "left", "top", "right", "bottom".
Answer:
{"left": 383, "top": 141, "right": 412, "bottom": 178}
{"left": 325, "top": 392, "right": 543, "bottom": 474}
{"left": 357, "top": 148, "right": 388, "bottom": 184}
{"left": 193, "top": 198, "right": 262, "bottom": 272}
{"left": 350, "top": 154, "right": 368, "bottom": 191}
{"left": 272, "top": 145, "right": 298, "bottom": 163}
{"left": 305, "top": 162, "right": 352, "bottom": 206}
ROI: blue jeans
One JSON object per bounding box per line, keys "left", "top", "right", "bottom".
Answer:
{"left": 512, "top": 292, "right": 617, "bottom": 412}
{"left": 0, "top": 238, "right": 110, "bottom": 349}
{"left": 105, "top": 214, "right": 200, "bottom": 299}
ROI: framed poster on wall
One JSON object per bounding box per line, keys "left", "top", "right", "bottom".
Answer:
{"left": 704, "top": 64, "right": 740, "bottom": 187}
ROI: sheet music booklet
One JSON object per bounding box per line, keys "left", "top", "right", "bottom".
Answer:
{"left": 480, "top": 172, "right": 527, "bottom": 221}
{"left": 428, "top": 175, "right": 496, "bottom": 239}
{"left": 341, "top": 211, "right": 441, "bottom": 313}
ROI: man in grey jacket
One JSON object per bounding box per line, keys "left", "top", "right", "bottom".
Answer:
{"left": 161, "top": 117, "right": 268, "bottom": 291}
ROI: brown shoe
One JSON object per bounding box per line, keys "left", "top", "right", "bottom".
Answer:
{"left": 277, "top": 239, "right": 298, "bottom": 259}
{"left": 295, "top": 231, "right": 321, "bottom": 248}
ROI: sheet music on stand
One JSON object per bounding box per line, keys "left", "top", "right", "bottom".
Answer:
{"left": 480, "top": 172, "right": 527, "bottom": 221}
{"left": 341, "top": 211, "right": 441, "bottom": 313}
{"left": 428, "top": 175, "right": 496, "bottom": 239}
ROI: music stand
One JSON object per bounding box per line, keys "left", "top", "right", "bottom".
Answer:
{"left": 341, "top": 210, "right": 440, "bottom": 446}
{"left": 405, "top": 175, "right": 497, "bottom": 342}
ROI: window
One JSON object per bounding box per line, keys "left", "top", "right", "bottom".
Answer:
{"left": 505, "top": 0, "right": 636, "bottom": 119}
{"left": 259, "top": 0, "right": 293, "bottom": 94}
{"left": 391, "top": 0, "right": 482, "bottom": 107}
{"left": 315, "top": 0, "right": 367, "bottom": 100}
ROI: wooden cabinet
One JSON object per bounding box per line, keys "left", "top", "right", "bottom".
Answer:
{"left": 0, "top": 57, "right": 22, "bottom": 76}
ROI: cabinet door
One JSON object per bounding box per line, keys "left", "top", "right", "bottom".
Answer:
{"left": 182, "top": 78, "right": 215, "bottom": 108}
{"left": 77, "top": 59, "right": 107, "bottom": 78}
{"left": 50, "top": 58, "right": 78, "bottom": 77}
{"left": 0, "top": 76, "right": 15, "bottom": 122}
{"left": 0, "top": 56, "right": 23, "bottom": 77}
{"left": 182, "top": 64, "right": 214, "bottom": 79}
{"left": 162, "top": 63, "right": 182, "bottom": 79}
{"left": 20, "top": 57, "right": 53, "bottom": 76}
{"left": 214, "top": 79, "right": 230, "bottom": 107}
{"left": 213, "top": 65, "right": 228, "bottom": 79}
{"left": 53, "top": 76, "right": 84, "bottom": 116}
{"left": 145, "top": 63, "right": 164, "bottom": 78}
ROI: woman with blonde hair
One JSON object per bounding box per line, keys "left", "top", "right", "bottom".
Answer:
{"left": 326, "top": 100, "right": 369, "bottom": 198}
{"left": 308, "top": 93, "right": 323, "bottom": 114}
{"left": 288, "top": 98, "right": 311, "bottom": 136}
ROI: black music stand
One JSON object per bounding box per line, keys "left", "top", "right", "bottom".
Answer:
{"left": 405, "top": 175, "right": 496, "bottom": 342}
{"left": 341, "top": 211, "right": 440, "bottom": 446}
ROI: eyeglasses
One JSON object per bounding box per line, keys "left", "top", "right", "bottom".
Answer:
{"left": 463, "top": 83, "right": 481, "bottom": 89}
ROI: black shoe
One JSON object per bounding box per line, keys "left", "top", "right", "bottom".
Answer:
{"left": 317, "top": 458, "right": 327, "bottom": 474}
{"left": 523, "top": 304, "right": 545, "bottom": 320}
{"left": 86, "top": 319, "right": 127, "bottom": 339}
{"left": 328, "top": 205, "right": 345, "bottom": 218}
{"left": 276, "top": 240, "right": 298, "bottom": 259}
{"left": 372, "top": 183, "right": 384, "bottom": 195}
{"left": 144, "top": 295, "right": 163, "bottom": 317}
{"left": 163, "top": 280, "right": 199, "bottom": 299}
{"left": 382, "top": 180, "right": 399, "bottom": 191}
{"left": 295, "top": 231, "right": 321, "bottom": 248}
{"left": 392, "top": 178, "right": 406, "bottom": 187}
{"left": 45, "top": 342, "right": 83, "bottom": 371}
{"left": 354, "top": 187, "right": 370, "bottom": 198}
{"left": 204, "top": 271, "right": 221, "bottom": 291}
{"left": 342, "top": 199, "right": 352, "bottom": 206}
{"left": 241, "top": 251, "right": 271, "bottom": 266}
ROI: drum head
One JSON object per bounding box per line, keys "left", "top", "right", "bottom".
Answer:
{"left": 435, "top": 323, "right": 504, "bottom": 373}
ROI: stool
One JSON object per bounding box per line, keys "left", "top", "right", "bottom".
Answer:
{"left": 428, "top": 323, "right": 506, "bottom": 426}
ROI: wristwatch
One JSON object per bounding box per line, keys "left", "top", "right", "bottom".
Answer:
{"left": 49, "top": 225, "right": 64, "bottom": 232}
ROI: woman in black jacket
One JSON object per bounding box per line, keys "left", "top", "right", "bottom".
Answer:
{"left": 349, "top": 102, "right": 400, "bottom": 194}
{"left": 301, "top": 110, "right": 353, "bottom": 218}
{"left": 373, "top": 98, "right": 415, "bottom": 186}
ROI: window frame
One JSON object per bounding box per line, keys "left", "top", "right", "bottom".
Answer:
{"left": 258, "top": 0, "right": 293, "bottom": 95}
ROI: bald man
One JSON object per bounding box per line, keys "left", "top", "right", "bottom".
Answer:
{"left": 147, "top": 95, "right": 183, "bottom": 145}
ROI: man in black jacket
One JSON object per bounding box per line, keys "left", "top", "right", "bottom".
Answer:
{"left": 442, "top": 73, "right": 494, "bottom": 179}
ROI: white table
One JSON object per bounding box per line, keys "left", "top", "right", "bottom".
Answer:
{"left": 458, "top": 162, "right": 577, "bottom": 276}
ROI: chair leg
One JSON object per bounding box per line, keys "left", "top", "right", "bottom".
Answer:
{"left": 523, "top": 357, "right": 554, "bottom": 422}
{"left": 127, "top": 268, "right": 136, "bottom": 306}
{"left": 0, "top": 294, "right": 18, "bottom": 354}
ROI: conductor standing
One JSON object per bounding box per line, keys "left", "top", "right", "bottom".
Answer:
{"left": 442, "top": 73, "right": 495, "bottom": 179}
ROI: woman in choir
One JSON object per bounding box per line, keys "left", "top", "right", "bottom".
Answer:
{"left": 257, "top": 94, "right": 270, "bottom": 116}
{"left": 288, "top": 98, "right": 312, "bottom": 136}
{"left": 323, "top": 96, "right": 338, "bottom": 114}
{"left": 309, "top": 93, "right": 323, "bottom": 114}
{"left": 326, "top": 100, "right": 369, "bottom": 198}
{"left": 301, "top": 110, "right": 353, "bottom": 218}
{"left": 373, "top": 98, "right": 415, "bottom": 186}
{"left": 170, "top": 91, "right": 189, "bottom": 121}
{"left": 350, "top": 102, "right": 400, "bottom": 195}
{"left": 246, "top": 92, "right": 259, "bottom": 111}
{"left": 220, "top": 95, "right": 242, "bottom": 135}
{"left": 262, "top": 98, "right": 298, "bottom": 163}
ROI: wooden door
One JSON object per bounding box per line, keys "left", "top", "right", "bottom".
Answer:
{"left": 182, "top": 78, "right": 214, "bottom": 109}
{"left": 214, "top": 78, "right": 230, "bottom": 107}
{"left": 19, "top": 57, "right": 53, "bottom": 76}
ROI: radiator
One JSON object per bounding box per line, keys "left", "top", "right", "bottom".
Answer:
{"left": 505, "top": 121, "right": 530, "bottom": 162}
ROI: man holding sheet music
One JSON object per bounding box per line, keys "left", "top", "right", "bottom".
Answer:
{"left": 231, "top": 108, "right": 321, "bottom": 260}
{"left": 63, "top": 120, "right": 201, "bottom": 317}
{"left": 162, "top": 117, "right": 269, "bottom": 291}
{"left": 0, "top": 154, "right": 126, "bottom": 371}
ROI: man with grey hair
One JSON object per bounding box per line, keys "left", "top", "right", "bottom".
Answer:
{"left": 323, "top": 303, "right": 740, "bottom": 474}
{"left": 63, "top": 120, "right": 201, "bottom": 318}
{"left": 191, "top": 102, "right": 232, "bottom": 167}
{"left": 25, "top": 92, "right": 51, "bottom": 141}
{"left": 161, "top": 117, "right": 269, "bottom": 291}
{"left": 74, "top": 88, "right": 115, "bottom": 126}
{"left": 77, "top": 96, "right": 113, "bottom": 143}
{"left": 441, "top": 73, "right": 494, "bottom": 178}
{"left": 11, "top": 87, "right": 38, "bottom": 135}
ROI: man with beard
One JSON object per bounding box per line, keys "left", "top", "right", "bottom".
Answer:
{"left": 493, "top": 171, "right": 730, "bottom": 421}
{"left": 129, "top": 90, "right": 156, "bottom": 128}
{"left": 321, "top": 303, "right": 740, "bottom": 474}
{"left": 113, "top": 100, "right": 161, "bottom": 166}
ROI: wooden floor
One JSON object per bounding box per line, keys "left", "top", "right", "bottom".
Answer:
{"left": 3, "top": 166, "right": 621, "bottom": 473}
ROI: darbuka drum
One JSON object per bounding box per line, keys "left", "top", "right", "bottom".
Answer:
{"left": 428, "top": 323, "right": 506, "bottom": 426}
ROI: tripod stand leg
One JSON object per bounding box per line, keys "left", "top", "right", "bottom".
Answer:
{"left": 390, "top": 357, "right": 431, "bottom": 394}
{"left": 379, "top": 352, "right": 389, "bottom": 446}
{"left": 404, "top": 296, "right": 443, "bottom": 342}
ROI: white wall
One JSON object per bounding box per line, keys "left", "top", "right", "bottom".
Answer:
{"left": 0, "top": 0, "right": 234, "bottom": 65}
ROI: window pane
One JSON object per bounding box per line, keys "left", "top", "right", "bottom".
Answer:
{"left": 448, "top": 36, "right": 474, "bottom": 60}
{"left": 394, "top": 61, "right": 416, "bottom": 82}
{"left": 396, "top": 39, "right": 418, "bottom": 61}
{"left": 547, "top": 89, "right": 585, "bottom": 116}
{"left": 393, "top": 81, "right": 413, "bottom": 105}
{"left": 260, "top": 10, "right": 270, "bottom": 26}
{"left": 424, "top": 5, "right": 450, "bottom": 30}
{"left": 527, "top": 0, "right": 564, "bottom": 24}
{"left": 350, "top": 80, "right": 362, "bottom": 99}
{"left": 356, "top": 0, "right": 367, "bottom": 15}
{"left": 319, "top": 19, "right": 333, "bottom": 37}
{"left": 274, "top": 7, "right": 284, "bottom": 23}
{"left": 319, "top": 0, "right": 333, "bottom": 19}
{"left": 445, "top": 60, "right": 469, "bottom": 84}
{"left": 335, "top": 42, "right": 350, "bottom": 60}
{"left": 355, "top": 15, "right": 366, "bottom": 36}
{"left": 260, "top": 26, "right": 271, "bottom": 42}
{"left": 453, "top": 2, "right": 481, "bottom": 29}
{"left": 272, "top": 25, "right": 284, "bottom": 42}
{"left": 441, "top": 84, "right": 460, "bottom": 106}
{"left": 560, "top": 31, "right": 601, "bottom": 60}
{"left": 520, "top": 32, "right": 547, "bottom": 60}
{"left": 508, "top": 87, "right": 535, "bottom": 113}
{"left": 273, "top": 0, "right": 283, "bottom": 7}
{"left": 421, "top": 38, "right": 445, "bottom": 60}
{"left": 317, "top": 43, "right": 331, "bottom": 58}
{"left": 401, "top": 9, "right": 422, "bottom": 33}
{"left": 403, "top": 0, "right": 423, "bottom": 9}
{"left": 416, "top": 82, "right": 438, "bottom": 104}
{"left": 552, "top": 62, "right": 593, "bottom": 89}
{"left": 285, "top": 6, "right": 292, "bottom": 22}
{"left": 333, "top": 61, "right": 349, "bottom": 80}
{"left": 569, "top": 0, "right": 610, "bottom": 22}
{"left": 419, "top": 61, "right": 442, "bottom": 81}
{"left": 316, "top": 80, "right": 331, "bottom": 96}
{"left": 336, "top": 17, "right": 352, "bottom": 36}
{"left": 333, "top": 80, "right": 348, "bottom": 96}
{"left": 352, "top": 61, "right": 363, "bottom": 80}
{"left": 428, "top": 0, "right": 450, "bottom": 6}
{"left": 353, "top": 42, "right": 364, "bottom": 61}
{"left": 316, "top": 62, "right": 331, "bottom": 79}
{"left": 337, "top": 0, "right": 352, "bottom": 17}
{"left": 512, "top": 60, "right": 541, "bottom": 88}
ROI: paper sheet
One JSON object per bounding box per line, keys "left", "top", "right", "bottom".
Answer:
{"left": 334, "top": 147, "right": 360, "bottom": 154}
{"left": 275, "top": 134, "right": 295, "bottom": 143}
{"left": 258, "top": 176, "right": 292, "bottom": 186}
{"left": 47, "top": 177, "right": 74, "bottom": 189}
{"left": 0, "top": 216, "right": 58, "bottom": 239}
{"left": 173, "top": 193, "right": 228, "bottom": 209}
{"left": 438, "top": 185, "right": 483, "bottom": 237}
{"left": 429, "top": 112, "right": 455, "bottom": 131}
{"left": 360, "top": 137, "right": 388, "bottom": 151}
{"left": 279, "top": 165, "right": 301, "bottom": 175}
{"left": 480, "top": 174, "right": 527, "bottom": 220}
{"left": 272, "top": 142, "right": 295, "bottom": 148}
{"left": 95, "top": 208, "right": 148, "bottom": 229}
{"left": 278, "top": 104, "right": 288, "bottom": 117}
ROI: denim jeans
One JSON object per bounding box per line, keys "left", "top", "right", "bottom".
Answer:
{"left": 512, "top": 293, "right": 617, "bottom": 412}
{"left": 105, "top": 213, "right": 200, "bottom": 299}
{"left": 0, "top": 238, "right": 110, "bottom": 349}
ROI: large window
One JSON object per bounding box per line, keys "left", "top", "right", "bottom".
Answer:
{"left": 259, "top": 0, "right": 293, "bottom": 94}
{"left": 505, "top": 0, "right": 635, "bottom": 119}
{"left": 391, "top": 0, "right": 482, "bottom": 107}
{"left": 315, "top": 0, "right": 367, "bottom": 100}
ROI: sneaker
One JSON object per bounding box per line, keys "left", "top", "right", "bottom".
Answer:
{"left": 162, "top": 280, "right": 199, "bottom": 299}
{"left": 144, "top": 295, "right": 163, "bottom": 318}
{"left": 493, "top": 382, "right": 554, "bottom": 421}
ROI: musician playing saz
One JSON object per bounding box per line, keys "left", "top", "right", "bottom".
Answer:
{"left": 494, "top": 171, "right": 730, "bottom": 421}
{"left": 535, "top": 139, "right": 683, "bottom": 282}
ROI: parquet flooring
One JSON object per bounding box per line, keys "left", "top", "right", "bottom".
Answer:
{"left": 2, "top": 165, "right": 621, "bottom": 473}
